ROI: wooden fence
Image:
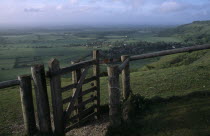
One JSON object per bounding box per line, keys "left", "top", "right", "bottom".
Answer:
{"left": 47, "top": 50, "right": 101, "bottom": 135}
{"left": 107, "top": 44, "right": 210, "bottom": 126}
{"left": 0, "top": 44, "right": 210, "bottom": 135}
{"left": 0, "top": 50, "right": 102, "bottom": 136}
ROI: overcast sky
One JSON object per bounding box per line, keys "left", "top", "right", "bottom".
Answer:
{"left": 0, "top": 0, "right": 210, "bottom": 27}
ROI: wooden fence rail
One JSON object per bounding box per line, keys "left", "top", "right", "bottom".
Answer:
{"left": 130, "top": 44, "right": 210, "bottom": 61}
{"left": 50, "top": 59, "right": 96, "bottom": 76}
{"left": 0, "top": 79, "right": 20, "bottom": 89}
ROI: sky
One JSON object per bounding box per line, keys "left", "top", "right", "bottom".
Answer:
{"left": 0, "top": 0, "right": 210, "bottom": 27}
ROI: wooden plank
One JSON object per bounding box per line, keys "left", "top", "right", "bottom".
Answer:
{"left": 107, "top": 65, "right": 121, "bottom": 127}
{"left": 130, "top": 44, "right": 210, "bottom": 61}
{"left": 81, "top": 87, "right": 97, "bottom": 97}
{"left": 63, "top": 87, "right": 96, "bottom": 105}
{"left": 77, "top": 96, "right": 96, "bottom": 109}
{"left": 69, "top": 105, "right": 96, "bottom": 122}
{"left": 61, "top": 83, "right": 76, "bottom": 92}
{"left": 31, "top": 64, "right": 52, "bottom": 134}
{"left": 50, "top": 59, "right": 96, "bottom": 76}
{"left": 64, "top": 67, "right": 90, "bottom": 124}
{"left": 118, "top": 57, "right": 130, "bottom": 72}
{"left": 65, "top": 112, "right": 97, "bottom": 133}
{"left": 18, "top": 75, "right": 37, "bottom": 135}
{"left": 121, "top": 55, "right": 131, "bottom": 100}
{"left": 0, "top": 79, "right": 20, "bottom": 89}
{"left": 62, "top": 96, "right": 72, "bottom": 105}
{"left": 71, "top": 61, "right": 84, "bottom": 119}
{"left": 99, "top": 58, "right": 121, "bottom": 64}
{"left": 61, "top": 76, "right": 97, "bottom": 93}
{"left": 83, "top": 76, "right": 97, "bottom": 84}
{"left": 48, "top": 59, "right": 64, "bottom": 136}
{"left": 93, "top": 50, "right": 100, "bottom": 119}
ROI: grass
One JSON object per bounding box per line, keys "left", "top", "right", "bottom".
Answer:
{"left": 0, "top": 87, "right": 23, "bottom": 136}
{"left": 0, "top": 47, "right": 93, "bottom": 81}
{"left": 139, "top": 97, "right": 210, "bottom": 136}
{"left": 126, "top": 33, "right": 182, "bottom": 43}
{"left": 131, "top": 64, "right": 210, "bottom": 98}
{"left": 107, "top": 92, "right": 210, "bottom": 136}
{"left": 159, "top": 20, "right": 210, "bottom": 44}
{"left": 1, "top": 49, "right": 210, "bottom": 135}
{"left": 0, "top": 28, "right": 183, "bottom": 82}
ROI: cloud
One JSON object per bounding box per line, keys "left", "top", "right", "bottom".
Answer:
{"left": 159, "top": 1, "right": 184, "bottom": 13}
{"left": 24, "top": 8, "right": 42, "bottom": 13}
{"left": 115, "top": 0, "right": 145, "bottom": 9}
{"left": 69, "top": 0, "right": 78, "bottom": 4}
{"left": 0, "top": 0, "right": 210, "bottom": 26}
{"left": 56, "top": 5, "right": 63, "bottom": 10}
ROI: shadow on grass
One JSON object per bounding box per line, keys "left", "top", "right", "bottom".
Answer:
{"left": 106, "top": 90, "right": 210, "bottom": 136}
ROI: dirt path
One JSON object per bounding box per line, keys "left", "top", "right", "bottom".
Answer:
{"left": 66, "top": 114, "right": 109, "bottom": 136}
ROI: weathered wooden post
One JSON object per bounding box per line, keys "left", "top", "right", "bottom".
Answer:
{"left": 48, "top": 59, "right": 64, "bottom": 136}
{"left": 121, "top": 55, "right": 131, "bottom": 100}
{"left": 107, "top": 65, "right": 121, "bottom": 127}
{"left": 18, "top": 75, "right": 37, "bottom": 135}
{"left": 93, "top": 50, "right": 100, "bottom": 119}
{"left": 31, "top": 64, "right": 52, "bottom": 134}
{"left": 71, "top": 61, "right": 84, "bottom": 123}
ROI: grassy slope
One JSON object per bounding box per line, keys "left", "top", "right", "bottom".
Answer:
{"left": 0, "top": 49, "right": 210, "bottom": 135}
{"left": 132, "top": 49, "right": 210, "bottom": 98}
{"left": 108, "top": 93, "right": 210, "bottom": 136}
{"left": 107, "top": 49, "right": 210, "bottom": 136}
{"left": 139, "top": 94, "right": 210, "bottom": 136}
{"left": 159, "top": 20, "right": 210, "bottom": 44}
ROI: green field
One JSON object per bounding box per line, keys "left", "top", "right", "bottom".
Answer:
{"left": 0, "top": 46, "right": 95, "bottom": 81}
{"left": 125, "top": 33, "right": 182, "bottom": 43}
{"left": 0, "top": 27, "right": 182, "bottom": 81}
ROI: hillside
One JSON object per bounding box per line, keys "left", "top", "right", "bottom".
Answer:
{"left": 105, "top": 49, "right": 210, "bottom": 136}
{"left": 132, "top": 49, "right": 210, "bottom": 98}
{"left": 1, "top": 49, "right": 210, "bottom": 135}
{"left": 159, "top": 20, "right": 210, "bottom": 44}
{"left": 0, "top": 28, "right": 210, "bottom": 135}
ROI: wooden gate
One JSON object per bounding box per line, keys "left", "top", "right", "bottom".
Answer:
{"left": 48, "top": 50, "right": 100, "bottom": 135}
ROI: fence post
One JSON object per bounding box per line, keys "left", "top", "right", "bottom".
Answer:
{"left": 107, "top": 65, "right": 121, "bottom": 127}
{"left": 18, "top": 75, "right": 37, "bottom": 135}
{"left": 49, "top": 59, "right": 64, "bottom": 136}
{"left": 31, "top": 64, "right": 52, "bottom": 134}
{"left": 121, "top": 55, "right": 131, "bottom": 100}
{"left": 93, "top": 50, "right": 100, "bottom": 119}
{"left": 71, "top": 61, "right": 84, "bottom": 123}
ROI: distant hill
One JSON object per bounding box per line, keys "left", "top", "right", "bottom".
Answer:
{"left": 159, "top": 20, "right": 210, "bottom": 44}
